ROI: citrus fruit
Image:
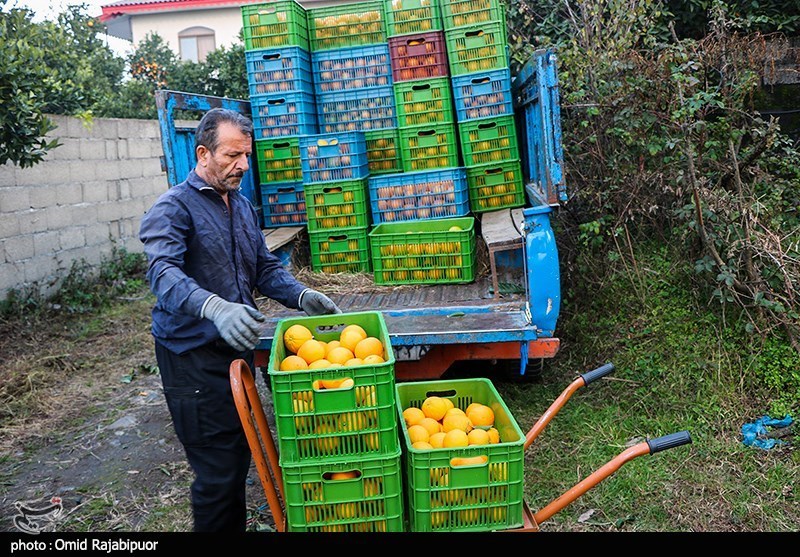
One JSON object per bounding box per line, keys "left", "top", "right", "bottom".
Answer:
{"left": 297, "top": 338, "right": 326, "bottom": 364}
{"left": 327, "top": 346, "right": 355, "bottom": 365}
{"left": 345, "top": 357, "right": 364, "bottom": 367}
{"left": 403, "top": 406, "right": 425, "bottom": 427}
{"left": 428, "top": 431, "right": 446, "bottom": 448}
{"left": 466, "top": 403, "right": 495, "bottom": 427}
{"left": 362, "top": 354, "right": 385, "bottom": 364}
{"left": 308, "top": 358, "right": 332, "bottom": 369}
{"left": 339, "top": 324, "right": 367, "bottom": 351}
{"left": 419, "top": 417, "right": 442, "bottom": 436}
{"left": 442, "top": 429, "right": 469, "bottom": 448}
{"left": 412, "top": 441, "right": 433, "bottom": 450}
{"left": 330, "top": 471, "right": 358, "bottom": 480}
{"left": 280, "top": 355, "right": 308, "bottom": 371}
{"left": 444, "top": 407, "right": 466, "bottom": 419}
{"left": 487, "top": 427, "right": 501, "bottom": 444}
{"left": 467, "top": 428, "right": 490, "bottom": 446}
{"left": 421, "top": 396, "right": 448, "bottom": 421}
{"left": 442, "top": 398, "right": 455, "bottom": 411}
{"left": 284, "top": 324, "right": 313, "bottom": 353}
{"left": 407, "top": 424, "right": 430, "bottom": 444}
{"left": 442, "top": 412, "right": 473, "bottom": 433}
{"left": 354, "top": 337, "right": 384, "bottom": 360}
{"left": 324, "top": 340, "right": 341, "bottom": 355}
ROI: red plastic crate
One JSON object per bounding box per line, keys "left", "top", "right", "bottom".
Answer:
{"left": 388, "top": 31, "right": 449, "bottom": 82}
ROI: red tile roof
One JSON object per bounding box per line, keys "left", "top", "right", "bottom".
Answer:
{"left": 100, "top": 0, "right": 262, "bottom": 21}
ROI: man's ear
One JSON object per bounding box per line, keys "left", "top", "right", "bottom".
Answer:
{"left": 196, "top": 145, "right": 209, "bottom": 167}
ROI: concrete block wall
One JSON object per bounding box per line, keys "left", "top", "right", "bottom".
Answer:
{"left": 0, "top": 114, "right": 168, "bottom": 302}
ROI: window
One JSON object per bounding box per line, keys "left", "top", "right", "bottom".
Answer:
{"left": 178, "top": 27, "right": 215, "bottom": 62}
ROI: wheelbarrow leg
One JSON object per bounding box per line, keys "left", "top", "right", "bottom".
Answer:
{"left": 230, "top": 358, "right": 286, "bottom": 532}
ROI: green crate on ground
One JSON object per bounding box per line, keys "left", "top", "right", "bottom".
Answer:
{"left": 444, "top": 21, "right": 508, "bottom": 76}
{"left": 305, "top": 178, "right": 370, "bottom": 232}
{"left": 282, "top": 450, "right": 405, "bottom": 531}
{"left": 268, "top": 311, "right": 398, "bottom": 465}
{"left": 308, "top": 1, "right": 387, "bottom": 51}
{"left": 365, "top": 129, "right": 403, "bottom": 175}
{"left": 457, "top": 115, "right": 519, "bottom": 166}
{"left": 393, "top": 77, "right": 455, "bottom": 127}
{"left": 369, "top": 216, "right": 475, "bottom": 285}
{"left": 241, "top": 1, "right": 309, "bottom": 50}
{"left": 395, "top": 377, "right": 525, "bottom": 532}
{"left": 441, "top": 0, "right": 505, "bottom": 31}
{"left": 399, "top": 123, "right": 460, "bottom": 171}
{"left": 255, "top": 137, "right": 302, "bottom": 183}
{"left": 384, "top": 0, "right": 442, "bottom": 37}
{"left": 309, "top": 226, "right": 372, "bottom": 273}
{"left": 466, "top": 159, "right": 524, "bottom": 213}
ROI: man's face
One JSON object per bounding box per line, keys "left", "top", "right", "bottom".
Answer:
{"left": 196, "top": 121, "right": 252, "bottom": 194}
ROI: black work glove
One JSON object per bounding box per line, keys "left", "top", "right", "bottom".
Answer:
{"left": 299, "top": 288, "right": 341, "bottom": 316}
{"left": 202, "top": 295, "right": 266, "bottom": 351}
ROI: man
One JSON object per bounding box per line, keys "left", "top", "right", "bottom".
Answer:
{"left": 138, "top": 107, "right": 340, "bottom": 532}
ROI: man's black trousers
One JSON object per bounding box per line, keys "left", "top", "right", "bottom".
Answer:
{"left": 155, "top": 340, "right": 255, "bottom": 532}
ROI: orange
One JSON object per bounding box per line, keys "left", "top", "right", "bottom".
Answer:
{"left": 467, "top": 428, "right": 490, "bottom": 446}
{"left": 421, "top": 396, "right": 448, "bottom": 421}
{"left": 419, "top": 417, "right": 442, "bottom": 437}
{"left": 354, "top": 337, "right": 384, "bottom": 360}
{"left": 280, "top": 355, "right": 308, "bottom": 371}
{"left": 466, "top": 403, "right": 495, "bottom": 427}
{"left": 442, "top": 412, "right": 473, "bottom": 433}
{"left": 297, "top": 338, "right": 326, "bottom": 364}
{"left": 444, "top": 407, "right": 466, "bottom": 419}
{"left": 362, "top": 354, "right": 385, "bottom": 365}
{"left": 327, "top": 346, "right": 355, "bottom": 366}
{"left": 284, "top": 324, "right": 313, "bottom": 353}
{"left": 339, "top": 324, "right": 367, "bottom": 352}
{"left": 486, "top": 427, "right": 501, "bottom": 444}
{"left": 412, "top": 441, "right": 433, "bottom": 450}
{"left": 314, "top": 424, "right": 340, "bottom": 454}
{"left": 442, "top": 398, "right": 455, "bottom": 412}
{"left": 442, "top": 429, "right": 469, "bottom": 448}
{"left": 428, "top": 431, "right": 446, "bottom": 448}
{"left": 403, "top": 406, "right": 425, "bottom": 427}
{"left": 407, "top": 424, "right": 430, "bottom": 444}
{"left": 324, "top": 340, "right": 341, "bottom": 356}
{"left": 345, "top": 357, "right": 364, "bottom": 367}
{"left": 308, "top": 358, "right": 332, "bottom": 369}
{"left": 330, "top": 471, "right": 358, "bottom": 480}
{"left": 338, "top": 378, "right": 355, "bottom": 389}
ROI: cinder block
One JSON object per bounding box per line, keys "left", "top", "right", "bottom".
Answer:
{"left": 33, "top": 230, "right": 60, "bottom": 257}
{"left": 79, "top": 139, "right": 108, "bottom": 160}
{"left": 0, "top": 186, "right": 31, "bottom": 212}
{"left": 59, "top": 226, "right": 86, "bottom": 250}
{"left": 142, "top": 157, "right": 165, "bottom": 177}
{"left": 5, "top": 234, "right": 35, "bottom": 261}
{"left": 56, "top": 182, "right": 83, "bottom": 206}
{"left": 69, "top": 159, "right": 98, "bottom": 182}
{"left": 66, "top": 115, "right": 91, "bottom": 138}
{"left": 0, "top": 163, "right": 16, "bottom": 187}
{"left": 0, "top": 212, "right": 21, "bottom": 237}
{"left": 152, "top": 139, "right": 165, "bottom": 158}
{"left": 84, "top": 222, "right": 111, "bottom": 246}
{"left": 83, "top": 181, "right": 109, "bottom": 204}
{"left": 92, "top": 118, "right": 120, "bottom": 139}
{"left": 0, "top": 260, "right": 24, "bottom": 297}
{"left": 117, "top": 139, "right": 129, "bottom": 160}
{"left": 29, "top": 184, "right": 61, "bottom": 208}
{"left": 120, "top": 159, "right": 144, "bottom": 179}
{"left": 15, "top": 162, "right": 60, "bottom": 186}
{"left": 92, "top": 160, "right": 119, "bottom": 181}
{"left": 118, "top": 178, "right": 131, "bottom": 200}
{"left": 71, "top": 204, "right": 98, "bottom": 226}
{"left": 105, "top": 140, "right": 119, "bottom": 160}
{"left": 18, "top": 208, "right": 47, "bottom": 234}
{"left": 96, "top": 201, "right": 123, "bottom": 223}
{"left": 51, "top": 138, "right": 81, "bottom": 160}
{"left": 46, "top": 205, "right": 73, "bottom": 229}
{"left": 128, "top": 139, "right": 153, "bottom": 159}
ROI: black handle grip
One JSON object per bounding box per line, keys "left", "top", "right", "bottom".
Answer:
{"left": 580, "top": 363, "right": 615, "bottom": 385}
{"left": 647, "top": 431, "right": 692, "bottom": 454}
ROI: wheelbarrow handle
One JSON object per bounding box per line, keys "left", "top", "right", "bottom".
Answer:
{"left": 648, "top": 430, "right": 692, "bottom": 454}
{"left": 580, "top": 362, "right": 615, "bottom": 386}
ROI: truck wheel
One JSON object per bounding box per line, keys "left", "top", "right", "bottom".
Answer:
{"left": 496, "top": 358, "right": 545, "bottom": 383}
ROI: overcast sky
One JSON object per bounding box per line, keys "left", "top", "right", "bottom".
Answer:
{"left": 3, "top": 0, "right": 134, "bottom": 56}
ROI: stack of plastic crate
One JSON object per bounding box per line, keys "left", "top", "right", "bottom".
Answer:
{"left": 268, "top": 311, "right": 405, "bottom": 532}
{"left": 441, "top": 0, "right": 525, "bottom": 213}
{"left": 307, "top": 1, "right": 404, "bottom": 179}
{"left": 300, "top": 131, "right": 372, "bottom": 274}
{"left": 242, "top": 0, "right": 318, "bottom": 227}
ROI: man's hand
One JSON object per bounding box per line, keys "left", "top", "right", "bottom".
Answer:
{"left": 202, "top": 295, "right": 266, "bottom": 351}
{"left": 300, "top": 289, "right": 342, "bottom": 316}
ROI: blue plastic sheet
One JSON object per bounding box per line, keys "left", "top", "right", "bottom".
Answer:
{"left": 741, "top": 415, "right": 794, "bottom": 450}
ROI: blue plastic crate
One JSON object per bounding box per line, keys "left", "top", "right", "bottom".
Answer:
{"left": 250, "top": 91, "right": 318, "bottom": 138}
{"left": 246, "top": 46, "right": 314, "bottom": 97}
{"left": 368, "top": 167, "right": 469, "bottom": 224}
{"left": 315, "top": 87, "right": 397, "bottom": 133}
{"left": 311, "top": 44, "right": 392, "bottom": 94}
{"left": 299, "top": 132, "right": 370, "bottom": 183}
{"left": 452, "top": 68, "right": 513, "bottom": 122}
{"left": 261, "top": 182, "right": 307, "bottom": 227}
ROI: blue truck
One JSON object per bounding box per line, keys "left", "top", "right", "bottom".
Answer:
{"left": 155, "top": 47, "right": 565, "bottom": 382}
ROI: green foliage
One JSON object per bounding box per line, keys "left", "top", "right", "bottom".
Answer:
{"left": 667, "top": 0, "right": 800, "bottom": 38}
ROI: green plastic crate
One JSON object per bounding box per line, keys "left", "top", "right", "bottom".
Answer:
{"left": 241, "top": 1, "right": 309, "bottom": 50}
{"left": 268, "top": 311, "right": 398, "bottom": 465}
{"left": 308, "top": 1, "right": 387, "bottom": 51}
{"left": 457, "top": 115, "right": 519, "bottom": 166}
{"left": 305, "top": 178, "right": 370, "bottom": 232}
{"left": 466, "top": 159, "right": 524, "bottom": 213}
{"left": 395, "top": 377, "right": 525, "bottom": 532}
{"left": 369, "top": 216, "right": 475, "bottom": 285}
{"left": 399, "top": 123, "right": 460, "bottom": 171}
{"left": 309, "top": 226, "right": 372, "bottom": 273}
{"left": 441, "top": 0, "right": 506, "bottom": 31}
{"left": 255, "top": 137, "right": 302, "bottom": 183}
{"left": 444, "top": 21, "right": 508, "bottom": 76}
{"left": 282, "top": 450, "right": 405, "bottom": 531}
{"left": 393, "top": 77, "right": 455, "bottom": 127}
{"left": 365, "top": 129, "right": 403, "bottom": 175}
{"left": 384, "top": 0, "right": 443, "bottom": 37}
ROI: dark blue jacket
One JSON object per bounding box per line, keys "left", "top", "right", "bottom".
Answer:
{"left": 139, "top": 170, "right": 305, "bottom": 354}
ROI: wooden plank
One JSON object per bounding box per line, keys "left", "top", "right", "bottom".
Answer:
{"left": 480, "top": 209, "right": 523, "bottom": 249}
{"left": 263, "top": 226, "right": 303, "bottom": 252}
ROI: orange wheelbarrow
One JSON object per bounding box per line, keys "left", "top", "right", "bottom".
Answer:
{"left": 229, "top": 360, "right": 692, "bottom": 532}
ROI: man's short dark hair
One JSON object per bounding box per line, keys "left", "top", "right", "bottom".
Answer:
{"left": 195, "top": 108, "right": 253, "bottom": 154}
